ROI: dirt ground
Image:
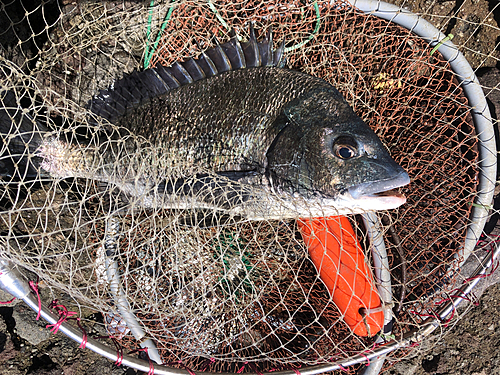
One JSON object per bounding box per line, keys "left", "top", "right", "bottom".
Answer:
{"left": 0, "top": 0, "right": 499, "bottom": 374}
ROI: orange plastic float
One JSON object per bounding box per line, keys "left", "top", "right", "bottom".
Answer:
{"left": 298, "top": 216, "right": 384, "bottom": 337}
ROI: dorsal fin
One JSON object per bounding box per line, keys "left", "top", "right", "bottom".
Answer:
{"left": 87, "top": 26, "right": 285, "bottom": 123}
{"left": 206, "top": 37, "right": 232, "bottom": 73}
{"left": 241, "top": 24, "right": 260, "bottom": 68}
{"left": 259, "top": 29, "right": 273, "bottom": 67}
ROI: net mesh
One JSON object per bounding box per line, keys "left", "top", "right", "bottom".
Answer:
{"left": 0, "top": 0, "right": 498, "bottom": 373}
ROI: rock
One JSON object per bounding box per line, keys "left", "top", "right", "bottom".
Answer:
{"left": 0, "top": 312, "right": 23, "bottom": 374}
{"left": 12, "top": 304, "right": 52, "bottom": 346}
{"left": 477, "top": 67, "right": 500, "bottom": 121}
{"left": 452, "top": 0, "right": 500, "bottom": 68}
{"left": 392, "top": 0, "right": 500, "bottom": 68}
{"left": 0, "top": 289, "right": 19, "bottom": 307}
{"left": 391, "top": 283, "right": 500, "bottom": 375}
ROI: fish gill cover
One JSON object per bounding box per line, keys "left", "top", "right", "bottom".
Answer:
{"left": 0, "top": 0, "right": 488, "bottom": 374}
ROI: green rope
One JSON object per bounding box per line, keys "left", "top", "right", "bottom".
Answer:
{"left": 284, "top": 1, "right": 321, "bottom": 53}
{"left": 207, "top": 0, "right": 234, "bottom": 37}
{"left": 145, "top": 0, "right": 155, "bottom": 65}
{"left": 430, "top": 34, "right": 454, "bottom": 56}
{"left": 206, "top": 0, "right": 321, "bottom": 53}
{"left": 144, "top": 0, "right": 321, "bottom": 69}
{"left": 144, "top": 0, "right": 177, "bottom": 69}
{"left": 214, "top": 231, "right": 255, "bottom": 302}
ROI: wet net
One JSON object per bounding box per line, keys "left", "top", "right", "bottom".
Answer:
{"left": 0, "top": 0, "right": 498, "bottom": 374}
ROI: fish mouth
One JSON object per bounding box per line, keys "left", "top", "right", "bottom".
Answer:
{"left": 348, "top": 171, "right": 410, "bottom": 199}
{"left": 344, "top": 171, "right": 410, "bottom": 210}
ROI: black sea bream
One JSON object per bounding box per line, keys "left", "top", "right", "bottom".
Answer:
{"left": 0, "top": 27, "right": 409, "bottom": 220}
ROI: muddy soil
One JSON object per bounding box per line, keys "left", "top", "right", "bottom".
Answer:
{"left": 387, "top": 282, "right": 500, "bottom": 375}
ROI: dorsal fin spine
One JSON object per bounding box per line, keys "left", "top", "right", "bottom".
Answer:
{"left": 171, "top": 62, "right": 194, "bottom": 85}
{"left": 274, "top": 39, "right": 285, "bottom": 67}
{"left": 221, "top": 37, "right": 246, "bottom": 69}
{"left": 182, "top": 58, "right": 206, "bottom": 81}
{"left": 242, "top": 24, "right": 261, "bottom": 68}
{"left": 198, "top": 51, "right": 218, "bottom": 77}
{"left": 89, "top": 26, "right": 284, "bottom": 123}
{"left": 155, "top": 65, "right": 181, "bottom": 89}
{"left": 233, "top": 37, "right": 246, "bottom": 67}
{"left": 261, "top": 29, "right": 273, "bottom": 66}
{"left": 148, "top": 69, "right": 170, "bottom": 92}
{"left": 206, "top": 42, "right": 232, "bottom": 73}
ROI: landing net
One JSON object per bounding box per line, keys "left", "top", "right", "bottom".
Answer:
{"left": 0, "top": 0, "right": 498, "bottom": 374}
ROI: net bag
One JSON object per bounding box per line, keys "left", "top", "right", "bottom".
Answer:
{"left": 0, "top": 0, "right": 497, "bottom": 374}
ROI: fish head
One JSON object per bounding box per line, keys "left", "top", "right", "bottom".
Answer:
{"left": 266, "top": 88, "right": 410, "bottom": 213}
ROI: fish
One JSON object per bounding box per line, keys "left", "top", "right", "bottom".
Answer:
{"left": 0, "top": 26, "right": 410, "bottom": 220}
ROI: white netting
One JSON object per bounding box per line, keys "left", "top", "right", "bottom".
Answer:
{"left": 0, "top": 0, "right": 498, "bottom": 374}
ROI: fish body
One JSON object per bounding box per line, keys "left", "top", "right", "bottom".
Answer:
{"left": 0, "top": 28, "right": 409, "bottom": 219}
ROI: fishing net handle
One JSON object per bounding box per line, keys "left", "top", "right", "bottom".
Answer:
{"left": 0, "top": 257, "right": 417, "bottom": 375}
{"left": 0, "top": 259, "right": 172, "bottom": 375}
{"left": 0, "top": 252, "right": 420, "bottom": 374}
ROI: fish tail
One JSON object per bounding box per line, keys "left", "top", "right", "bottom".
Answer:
{"left": 0, "top": 90, "right": 48, "bottom": 179}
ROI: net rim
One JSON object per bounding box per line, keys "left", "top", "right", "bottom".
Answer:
{"left": 3, "top": 250, "right": 498, "bottom": 375}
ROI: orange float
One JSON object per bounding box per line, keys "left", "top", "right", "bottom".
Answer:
{"left": 297, "top": 216, "right": 383, "bottom": 337}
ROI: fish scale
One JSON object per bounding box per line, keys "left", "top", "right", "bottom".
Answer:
{"left": 116, "top": 67, "right": 322, "bottom": 172}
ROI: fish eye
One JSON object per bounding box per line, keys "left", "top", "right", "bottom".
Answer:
{"left": 336, "top": 145, "right": 356, "bottom": 159}
{"left": 332, "top": 136, "right": 359, "bottom": 160}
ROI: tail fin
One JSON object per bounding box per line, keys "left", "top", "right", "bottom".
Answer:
{"left": 0, "top": 90, "right": 48, "bottom": 179}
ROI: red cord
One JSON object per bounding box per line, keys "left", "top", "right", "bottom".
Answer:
{"left": 0, "top": 296, "right": 15, "bottom": 304}
{"left": 129, "top": 347, "right": 157, "bottom": 375}
{"left": 360, "top": 351, "right": 371, "bottom": 366}
{"left": 46, "top": 300, "right": 77, "bottom": 334}
{"left": 110, "top": 337, "right": 124, "bottom": 366}
{"left": 237, "top": 362, "right": 248, "bottom": 374}
{"left": 76, "top": 318, "right": 88, "bottom": 349}
{"left": 28, "top": 280, "right": 41, "bottom": 320}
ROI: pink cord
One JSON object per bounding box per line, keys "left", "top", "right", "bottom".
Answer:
{"left": 448, "top": 291, "right": 480, "bottom": 307}
{"left": 46, "top": 300, "right": 77, "bottom": 334}
{"left": 338, "top": 363, "right": 348, "bottom": 372}
{"left": 200, "top": 357, "right": 215, "bottom": 372}
{"left": 28, "top": 280, "right": 41, "bottom": 320}
{"left": 112, "top": 337, "right": 124, "bottom": 366}
{"left": 359, "top": 352, "right": 371, "bottom": 366}
{"left": 76, "top": 318, "right": 88, "bottom": 349}
{"left": 237, "top": 362, "right": 248, "bottom": 374}
{"left": 149, "top": 362, "right": 155, "bottom": 375}
{"left": 0, "top": 296, "right": 15, "bottom": 304}
{"left": 132, "top": 348, "right": 155, "bottom": 375}
{"left": 465, "top": 261, "right": 499, "bottom": 282}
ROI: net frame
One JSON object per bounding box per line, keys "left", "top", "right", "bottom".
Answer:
{"left": 0, "top": 0, "right": 498, "bottom": 374}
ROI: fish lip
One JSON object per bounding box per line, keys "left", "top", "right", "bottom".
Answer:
{"left": 347, "top": 171, "right": 410, "bottom": 199}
